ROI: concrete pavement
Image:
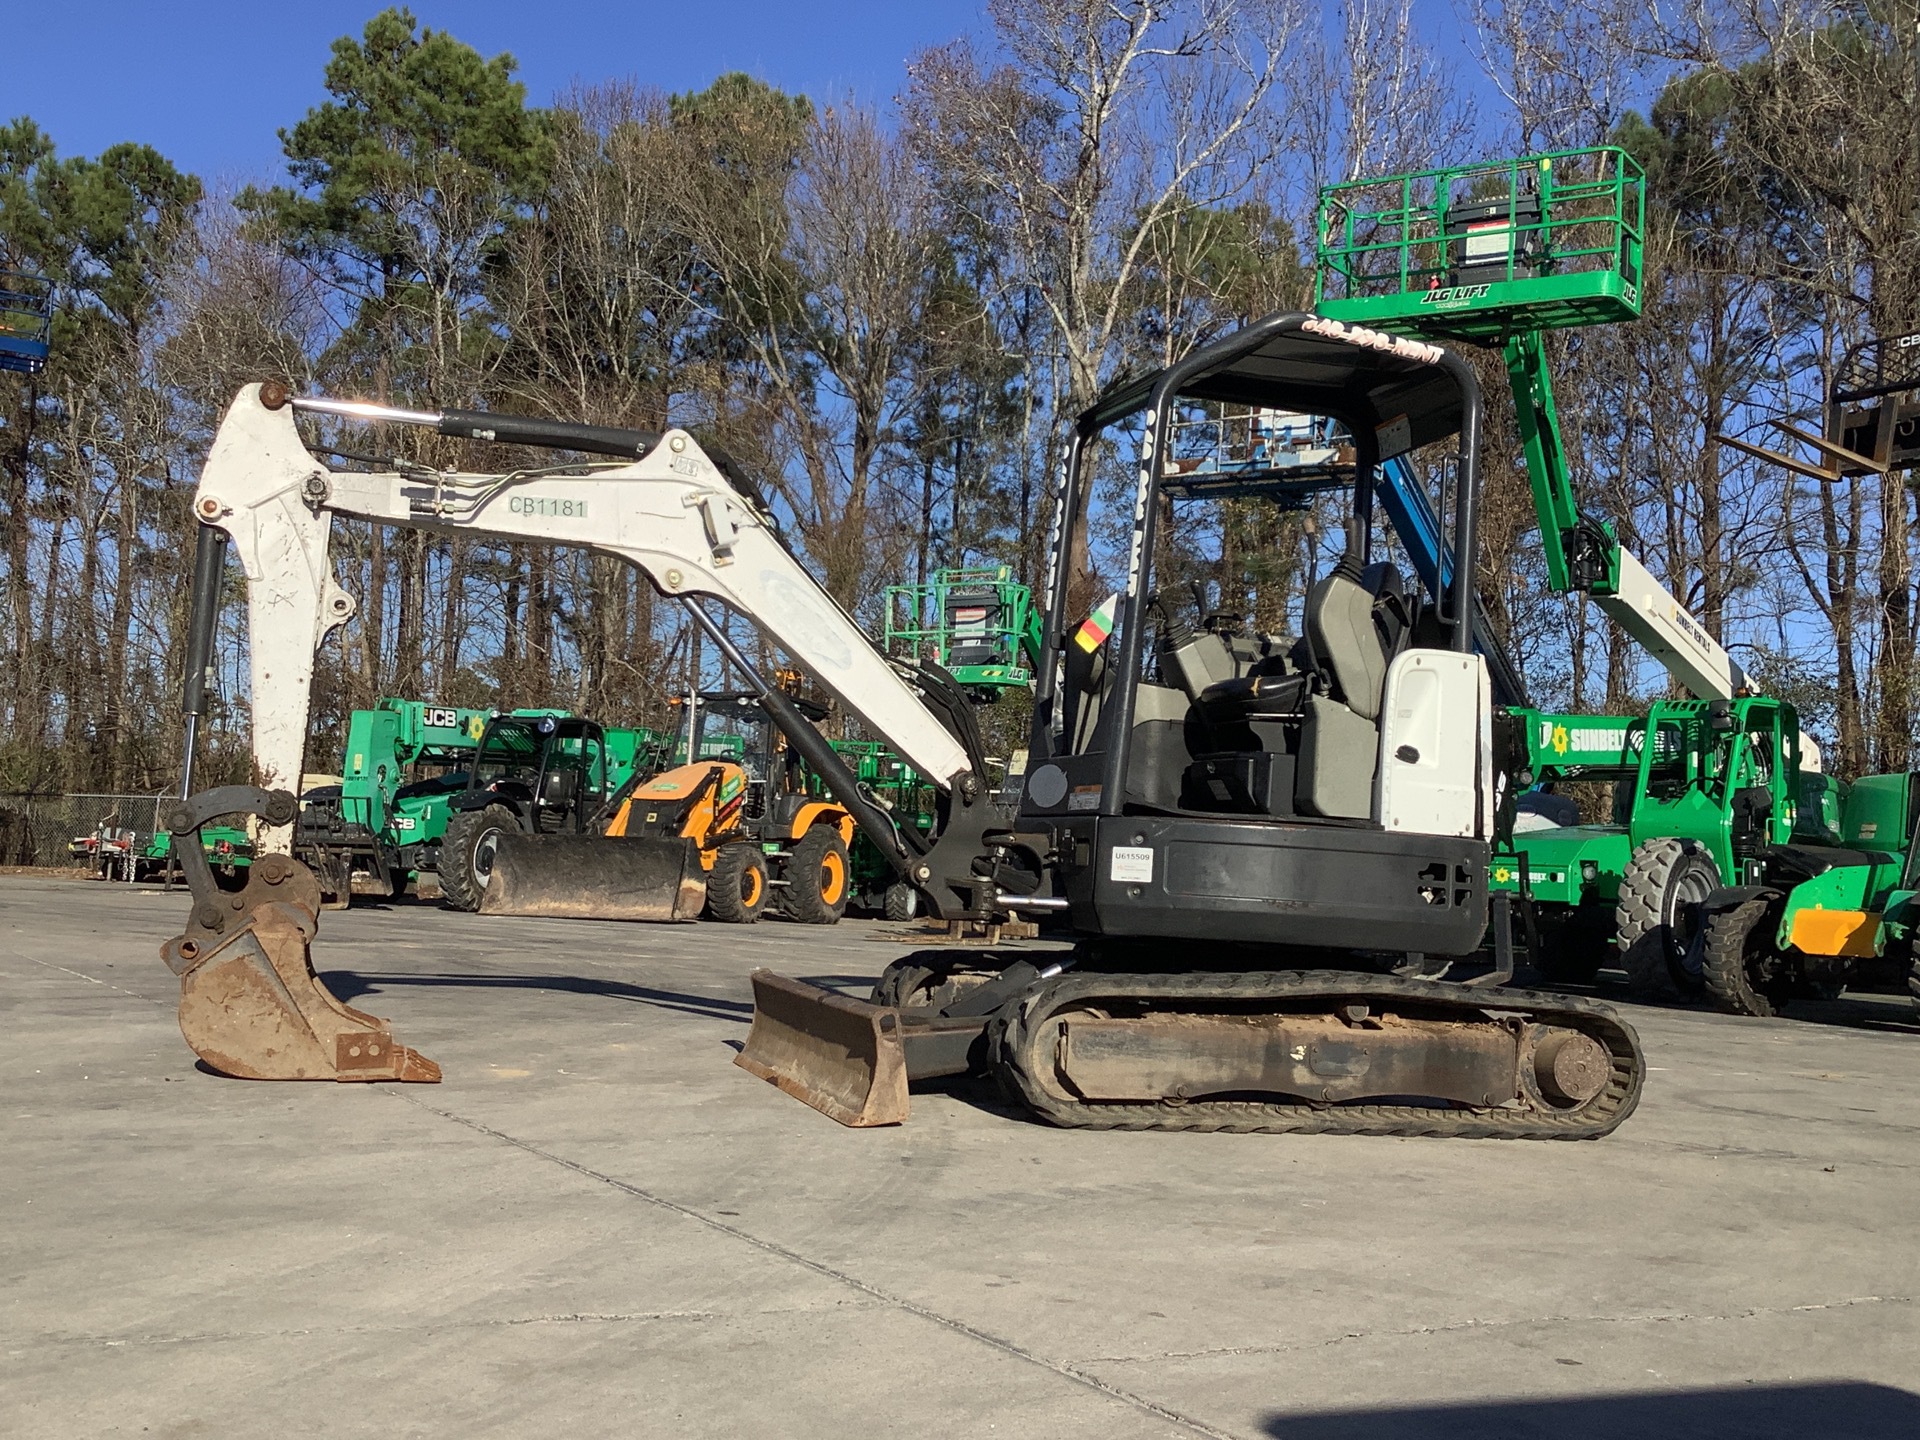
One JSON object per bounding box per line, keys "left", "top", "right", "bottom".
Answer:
{"left": 2, "top": 875, "right": 1916, "bottom": 1438}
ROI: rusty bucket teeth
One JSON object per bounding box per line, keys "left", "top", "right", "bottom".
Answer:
{"left": 734, "top": 970, "right": 910, "bottom": 1126}
{"left": 479, "top": 834, "right": 707, "bottom": 921}
{"left": 163, "top": 892, "right": 440, "bottom": 1084}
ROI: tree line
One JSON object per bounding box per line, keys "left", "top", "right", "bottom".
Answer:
{"left": 2, "top": 0, "right": 1917, "bottom": 793}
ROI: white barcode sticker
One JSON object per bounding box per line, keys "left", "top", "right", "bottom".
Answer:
{"left": 1110, "top": 846, "right": 1154, "bottom": 883}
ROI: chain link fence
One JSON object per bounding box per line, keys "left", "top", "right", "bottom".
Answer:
{"left": 0, "top": 793, "right": 175, "bottom": 870}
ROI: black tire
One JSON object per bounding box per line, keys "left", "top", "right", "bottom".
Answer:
{"left": 1910, "top": 951, "right": 1920, "bottom": 1022}
{"left": 883, "top": 882, "right": 919, "bottom": 923}
{"left": 706, "top": 843, "right": 769, "bottom": 924}
{"left": 872, "top": 959, "right": 940, "bottom": 1009}
{"left": 439, "top": 804, "right": 519, "bottom": 912}
{"left": 1701, "top": 896, "right": 1795, "bottom": 1017}
{"left": 1616, "top": 839, "right": 1717, "bottom": 999}
{"left": 781, "top": 825, "right": 851, "bottom": 925}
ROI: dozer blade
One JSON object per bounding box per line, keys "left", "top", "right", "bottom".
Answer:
{"left": 479, "top": 833, "right": 706, "bottom": 921}
{"left": 161, "top": 857, "right": 440, "bottom": 1083}
{"left": 734, "top": 969, "right": 910, "bottom": 1127}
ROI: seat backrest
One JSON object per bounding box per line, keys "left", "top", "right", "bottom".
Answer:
{"left": 1305, "top": 564, "right": 1389, "bottom": 721}
{"left": 1359, "top": 561, "right": 1417, "bottom": 660}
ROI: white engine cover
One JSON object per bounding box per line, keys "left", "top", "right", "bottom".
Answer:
{"left": 1374, "top": 649, "right": 1488, "bottom": 839}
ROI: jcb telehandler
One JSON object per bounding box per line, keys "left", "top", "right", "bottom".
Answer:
{"left": 160, "top": 331, "right": 1644, "bottom": 1137}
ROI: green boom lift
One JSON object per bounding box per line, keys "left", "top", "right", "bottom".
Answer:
{"left": 1315, "top": 148, "right": 1841, "bottom": 995}
{"left": 884, "top": 566, "right": 1042, "bottom": 698}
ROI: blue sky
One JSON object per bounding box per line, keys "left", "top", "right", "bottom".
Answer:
{"left": 8, "top": 1, "right": 985, "bottom": 182}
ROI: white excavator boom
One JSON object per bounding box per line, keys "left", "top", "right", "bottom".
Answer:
{"left": 191, "top": 384, "right": 972, "bottom": 851}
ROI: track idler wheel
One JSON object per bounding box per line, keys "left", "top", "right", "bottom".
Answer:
{"left": 160, "top": 787, "right": 440, "bottom": 1083}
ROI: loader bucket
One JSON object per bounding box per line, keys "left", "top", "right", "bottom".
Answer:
{"left": 162, "top": 866, "right": 441, "bottom": 1083}
{"left": 734, "top": 970, "right": 909, "bottom": 1126}
{"left": 479, "top": 833, "right": 706, "bottom": 921}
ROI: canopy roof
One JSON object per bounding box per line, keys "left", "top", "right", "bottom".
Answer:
{"left": 1083, "top": 311, "right": 1470, "bottom": 457}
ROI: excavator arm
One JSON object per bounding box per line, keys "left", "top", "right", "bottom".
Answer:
{"left": 192, "top": 384, "right": 976, "bottom": 857}
{"left": 163, "top": 383, "right": 1018, "bottom": 1085}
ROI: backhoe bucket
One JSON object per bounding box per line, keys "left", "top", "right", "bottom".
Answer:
{"left": 161, "top": 861, "right": 441, "bottom": 1083}
{"left": 480, "top": 833, "right": 706, "bottom": 921}
{"left": 734, "top": 970, "right": 910, "bottom": 1126}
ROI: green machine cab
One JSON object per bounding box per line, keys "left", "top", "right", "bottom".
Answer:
{"left": 1699, "top": 770, "right": 1920, "bottom": 1019}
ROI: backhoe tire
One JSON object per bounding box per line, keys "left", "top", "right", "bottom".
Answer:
{"left": 883, "top": 882, "right": 919, "bottom": 923}
{"left": 1616, "top": 839, "right": 1717, "bottom": 1000}
{"left": 706, "top": 843, "right": 769, "bottom": 924}
{"left": 440, "top": 804, "right": 519, "bottom": 913}
{"left": 1701, "top": 896, "right": 1795, "bottom": 1017}
{"left": 782, "top": 826, "right": 850, "bottom": 925}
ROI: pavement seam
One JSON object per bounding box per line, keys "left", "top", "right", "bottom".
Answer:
{"left": 394, "top": 1092, "right": 1243, "bottom": 1440}
{"left": 1078, "top": 1293, "right": 1917, "bottom": 1365}
{"left": 28, "top": 1311, "right": 729, "bottom": 1349}
{"left": 25, "top": 956, "right": 168, "bottom": 1006}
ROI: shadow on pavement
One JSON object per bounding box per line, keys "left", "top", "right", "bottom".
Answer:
{"left": 1261, "top": 1380, "right": 1920, "bottom": 1439}
{"left": 1516, "top": 965, "right": 1920, "bottom": 1036}
{"left": 318, "top": 969, "right": 754, "bottom": 1025}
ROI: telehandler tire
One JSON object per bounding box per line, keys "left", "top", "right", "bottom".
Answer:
{"left": 782, "top": 826, "right": 850, "bottom": 925}
{"left": 440, "top": 804, "right": 519, "bottom": 912}
{"left": 1616, "top": 838, "right": 1716, "bottom": 1000}
{"left": 707, "top": 843, "right": 770, "bottom": 924}
{"left": 1701, "top": 896, "right": 1796, "bottom": 1017}
{"left": 883, "top": 882, "right": 918, "bottom": 922}
{"left": 1911, "top": 952, "right": 1920, "bottom": 1022}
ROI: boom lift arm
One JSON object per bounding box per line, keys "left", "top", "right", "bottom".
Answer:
{"left": 1505, "top": 331, "right": 1745, "bottom": 700}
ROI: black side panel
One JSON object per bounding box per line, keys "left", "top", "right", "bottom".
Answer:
{"left": 1063, "top": 814, "right": 1487, "bottom": 955}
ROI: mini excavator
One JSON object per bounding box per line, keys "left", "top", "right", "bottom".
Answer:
{"left": 164, "top": 320, "right": 1644, "bottom": 1136}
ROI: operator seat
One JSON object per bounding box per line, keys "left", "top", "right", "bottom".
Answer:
{"left": 1188, "top": 557, "right": 1416, "bottom": 819}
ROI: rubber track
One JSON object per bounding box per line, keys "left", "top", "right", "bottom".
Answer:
{"left": 988, "top": 969, "right": 1644, "bottom": 1140}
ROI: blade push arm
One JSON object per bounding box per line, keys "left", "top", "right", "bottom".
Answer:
{"left": 191, "top": 384, "right": 974, "bottom": 851}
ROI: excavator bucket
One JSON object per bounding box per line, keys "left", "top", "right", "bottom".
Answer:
{"left": 734, "top": 970, "right": 910, "bottom": 1126}
{"left": 479, "top": 833, "right": 707, "bottom": 921}
{"left": 162, "top": 853, "right": 440, "bottom": 1082}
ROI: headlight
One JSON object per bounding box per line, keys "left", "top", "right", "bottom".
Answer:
{"left": 1580, "top": 860, "right": 1599, "bottom": 883}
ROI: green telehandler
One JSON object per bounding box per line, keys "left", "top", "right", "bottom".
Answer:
{"left": 296, "top": 698, "right": 669, "bottom": 909}
{"left": 1689, "top": 328, "right": 1920, "bottom": 1021}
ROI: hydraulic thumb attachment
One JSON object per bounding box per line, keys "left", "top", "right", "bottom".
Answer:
{"left": 159, "top": 786, "right": 440, "bottom": 1082}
